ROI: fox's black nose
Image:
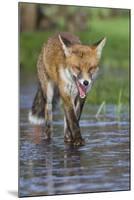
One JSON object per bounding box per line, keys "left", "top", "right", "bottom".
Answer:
{"left": 83, "top": 80, "right": 89, "bottom": 86}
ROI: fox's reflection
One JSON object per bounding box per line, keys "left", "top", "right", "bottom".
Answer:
{"left": 29, "top": 127, "right": 85, "bottom": 194}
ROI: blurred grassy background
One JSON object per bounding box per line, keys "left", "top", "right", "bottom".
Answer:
{"left": 19, "top": 3, "right": 130, "bottom": 105}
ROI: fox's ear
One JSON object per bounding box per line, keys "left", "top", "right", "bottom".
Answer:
{"left": 59, "top": 35, "right": 72, "bottom": 57}
{"left": 95, "top": 37, "right": 106, "bottom": 59}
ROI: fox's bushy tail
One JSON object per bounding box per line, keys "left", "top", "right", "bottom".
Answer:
{"left": 28, "top": 83, "right": 60, "bottom": 125}
{"left": 28, "top": 83, "right": 46, "bottom": 125}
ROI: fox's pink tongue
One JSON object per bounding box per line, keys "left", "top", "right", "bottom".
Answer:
{"left": 76, "top": 81, "right": 86, "bottom": 98}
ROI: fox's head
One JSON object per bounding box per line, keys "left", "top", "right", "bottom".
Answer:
{"left": 59, "top": 35, "right": 106, "bottom": 98}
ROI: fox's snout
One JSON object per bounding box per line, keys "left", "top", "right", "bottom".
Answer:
{"left": 78, "top": 78, "right": 92, "bottom": 87}
{"left": 83, "top": 80, "right": 89, "bottom": 86}
{"left": 75, "top": 76, "right": 93, "bottom": 99}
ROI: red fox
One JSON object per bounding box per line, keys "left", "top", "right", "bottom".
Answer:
{"left": 29, "top": 32, "right": 106, "bottom": 146}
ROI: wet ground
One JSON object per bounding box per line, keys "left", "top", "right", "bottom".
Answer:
{"left": 19, "top": 73, "right": 130, "bottom": 197}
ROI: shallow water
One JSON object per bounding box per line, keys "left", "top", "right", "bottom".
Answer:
{"left": 19, "top": 73, "right": 130, "bottom": 197}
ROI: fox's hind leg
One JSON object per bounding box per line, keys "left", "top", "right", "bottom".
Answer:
{"left": 43, "top": 81, "right": 54, "bottom": 140}
{"left": 29, "top": 81, "right": 54, "bottom": 140}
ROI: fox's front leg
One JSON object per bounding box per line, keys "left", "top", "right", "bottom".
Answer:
{"left": 76, "top": 96, "right": 86, "bottom": 120}
{"left": 61, "top": 93, "right": 85, "bottom": 146}
{"left": 64, "top": 96, "right": 86, "bottom": 143}
{"left": 64, "top": 116, "right": 73, "bottom": 143}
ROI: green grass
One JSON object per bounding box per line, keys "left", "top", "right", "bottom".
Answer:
{"left": 86, "top": 67, "right": 129, "bottom": 104}
{"left": 20, "top": 31, "right": 51, "bottom": 70}
{"left": 78, "top": 17, "right": 130, "bottom": 69}
{"left": 20, "top": 17, "right": 130, "bottom": 105}
{"left": 20, "top": 18, "right": 129, "bottom": 70}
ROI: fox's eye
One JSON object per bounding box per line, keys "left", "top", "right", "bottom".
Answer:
{"left": 76, "top": 66, "right": 80, "bottom": 70}
{"left": 89, "top": 67, "right": 95, "bottom": 74}
{"left": 73, "top": 65, "right": 80, "bottom": 74}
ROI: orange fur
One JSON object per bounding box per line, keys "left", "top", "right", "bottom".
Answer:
{"left": 31, "top": 32, "right": 106, "bottom": 145}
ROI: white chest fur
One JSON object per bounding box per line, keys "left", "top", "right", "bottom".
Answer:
{"left": 59, "top": 67, "right": 78, "bottom": 97}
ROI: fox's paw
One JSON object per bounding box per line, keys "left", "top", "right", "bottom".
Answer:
{"left": 64, "top": 135, "right": 73, "bottom": 143}
{"left": 64, "top": 138, "right": 73, "bottom": 143}
{"left": 43, "top": 128, "right": 52, "bottom": 141}
{"left": 73, "top": 137, "right": 85, "bottom": 146}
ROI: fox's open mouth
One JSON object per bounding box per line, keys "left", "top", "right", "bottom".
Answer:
{"left": 72, "top": 75, "right": 88, "bottom": 98}
{"left": 76, "top": 80, "right": 87, "bottom": 99}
